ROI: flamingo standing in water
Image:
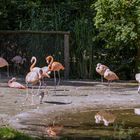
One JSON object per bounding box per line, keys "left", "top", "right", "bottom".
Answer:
{"left": 104, "top": 68, "right": 119, "bottom": 95}
{"left": 45, "top": 56, "right": 64, "bottom": 90}
{"left": 0, "top": 57, "right": 9, "bottom": 77}
{"left": 8, "top": 77, "right": 26, "bottom": 89}
{"left": 96, "top": 63, "right": 109, "bottom": 83}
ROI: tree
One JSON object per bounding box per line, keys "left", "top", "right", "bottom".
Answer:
{"left": 92, "top": 0, "right": 140, "bottom": 73}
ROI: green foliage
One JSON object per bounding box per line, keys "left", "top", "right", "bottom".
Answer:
{"left": 113, "top": 121, "right": 136, "bottom": 140}
{"left": 93, "top": 0, "right": 140, "bottom": 47}
{"left": 0, "top": 0, "right": 140, "bottom": 79}
{"left": 0, "top": 127, "right": 35, "bottom": 140}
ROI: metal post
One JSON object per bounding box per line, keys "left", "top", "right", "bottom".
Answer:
{"left": 64, "top": 34, "right": 69, "bottom": 79}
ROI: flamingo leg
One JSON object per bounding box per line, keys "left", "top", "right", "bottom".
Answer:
{"left": 31, "top": 86, "right": 34, "bottom": 105}
{"left": 36, "top": 80, "right": 42, "bottom": 95}
{"left": 17, "top": 64, "right": 20, "bottom": 75}
{"left": 108, "top": 81, "right": 111, "bottom": 96}
{"left": 101, "top": 76, "right": 103, "bottom": 83}
{"left": 54, "top": 71, "right": 56, "bottom": 94}
{"left": 57, "top": 71, "right": 60, "bottom": 86}
{"left": 25, "top": 83, "right": 29, "bottom": 101}
{"left": 0, "top": 69, "right": 1, "bottom": 78}
{"left": 138, "top": 83, "right": 140, "bottom": 94}
{"left": 7, "top": 66, "right": 9, "bottom": 77}
{"left": 32, "top": 80, "right": 42, "bottom": 104}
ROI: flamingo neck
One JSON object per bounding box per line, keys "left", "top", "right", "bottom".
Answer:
{"left": 8, "top": 80, "right": 12, "bottom": 84}
{"left": 30, "top": 57, "right": 36, "bottom": 71}
{"left": 8, "top": 78, "right": 15, "bottom": 84}
{"left": 47, "top": 56, "right": 54, "bottom": 69}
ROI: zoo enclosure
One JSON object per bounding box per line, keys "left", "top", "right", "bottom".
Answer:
{"left": 0, "top": 30, "right": 70, "bottom": 79}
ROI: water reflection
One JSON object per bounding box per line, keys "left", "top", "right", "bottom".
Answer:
{"left": 56, "top": 109, "right": 140, "bottom": 139}
{"left": 95, "top": 110, "right": 116, "bottom": 126}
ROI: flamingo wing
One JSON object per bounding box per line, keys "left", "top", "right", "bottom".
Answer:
{"left": 0, "top": 57, "right": 9, "bottom": 67}
{"left": 51, "top": 62, "right": 64, "bottom": 71}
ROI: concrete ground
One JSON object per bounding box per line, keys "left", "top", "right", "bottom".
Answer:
{"left": 0, "top": 77, "right": 140, "bottom": 137}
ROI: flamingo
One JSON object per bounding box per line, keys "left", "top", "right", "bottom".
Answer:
{"left": 0, "top": 57, "right": 9, "bottom": 77}
{"left": 25, "top": 69, "right": 43, "bottom": 104}
{"left": 41, "top": 66, "right": 51, "bottom": 86}
{"left": 96, "top": 63, "right": 109, "bottom": 83}
{"left": 42, "top": 66, "right": 51, "bottom": 78}
{"left": 30, "top": 56, "right": 50, "bottom": 85}
{"left": 11, "top": 55, "right": 26, "bottom": 75}
{"left": 25, "top": 56, "right": 44, "bottom": 105}
{"left": 46, "top": 55, "right": 64, "bottom": 87}
{"left": 30, "top": 56, "right": 50, "bottom": 78}
{"left": 135, "top": 73, "right": 140, "bottom": 93}
{"left": 104, "top": 68, "right": 119, "bottom": 95}
{"left": 8, "top": 77, "right": 26, "bottom": 89}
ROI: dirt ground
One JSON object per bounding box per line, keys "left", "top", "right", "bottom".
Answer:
{"left": 0, "top": 76, "right": 140, "bottom": 137}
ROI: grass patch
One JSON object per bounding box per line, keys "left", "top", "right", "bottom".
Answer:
{"left": 0, "top": 127, "right": 36, "bottom": 140}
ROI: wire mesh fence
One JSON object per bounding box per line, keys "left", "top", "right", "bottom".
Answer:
{"left": 0, "top": 31, "right": 70, "bottom": 79}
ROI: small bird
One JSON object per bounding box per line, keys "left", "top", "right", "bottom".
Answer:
{"left": 135, "top": 73, "right": 140, "bottom": 93}
{"left": 46, "top": 55, "right": 64, "bottom": 86}
{"left": 96, "top": 63, "right": 109, "bottom": 83}
{"left": 104, "top": 68, "right": 119, "bottom": 94}
{"left": 8, "top": 77, "right": 26, "bottom": 89}
{"left": 0, "top": 57, "right": 9, "bottom": 77}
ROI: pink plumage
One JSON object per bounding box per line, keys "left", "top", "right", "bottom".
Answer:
{"left": 96, "top": 63, "right": 109, "bottom": 76}
{"left": 104, "top": 69, "right": 119, "bottom": 81}
{"left": 8, "top": 77, "right": 26, "bottom": 89}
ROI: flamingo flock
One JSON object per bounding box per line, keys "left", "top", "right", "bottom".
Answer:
{"left": 0, "top": 56, "right": 121, "bottom": 105}
{"left": 3, "top": 53, "right": 140, "bottom": 107}
{"left": 3, "top": 55, "right": 64, "bottom": 104}
{"left": 96, "top": 63, "right": 119, "bottom": 95}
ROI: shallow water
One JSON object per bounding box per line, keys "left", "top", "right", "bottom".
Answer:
{"left": 52, "top": 109, "right": 140, "bottom": 140}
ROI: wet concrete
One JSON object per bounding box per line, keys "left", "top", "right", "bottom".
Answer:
{"left": 0, "top": 78, "right": 140, "bottom": 138}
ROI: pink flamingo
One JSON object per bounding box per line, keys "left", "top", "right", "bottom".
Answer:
{"left": 11, "top": 55, "right": 26, "bottom": 75}
{"left": 8, "top": 77, "right": 26, "bottom": 89}
{"left": 25, "top": 56, "right": 51, "bottom": 101}
{"left": 135, "top": 73, "right": 140, "bottom": 93}
{"left": 0, "top": 57, "right": 9, "bottom": 77}
{"left": 25, "top": 69, "right": 43, "bottom": 104}
{"left": 96, "top": 63, "right": 109, "bottom": 82}
{"left": 30, "top": 56, "right": 50, "bottom": 86}
{"left": 104, "top": 68, "right": 119, "bottom": 94}
{"left": 46, "top": 55, "right": 64, "bottom": 86}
